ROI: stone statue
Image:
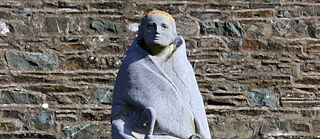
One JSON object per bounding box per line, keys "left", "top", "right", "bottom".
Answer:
{"left": 111, "top": 10, "right": 211, "bottom": 139}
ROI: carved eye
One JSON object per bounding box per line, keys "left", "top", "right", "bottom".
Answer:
{"left": 161, "top": 23, "right": 168, "bottom": 29}
{"left": 147, "top": 23, "right": 154, "bottom": 28}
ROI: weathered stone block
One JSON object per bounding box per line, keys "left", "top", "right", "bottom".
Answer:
{"left": 5, "top": 51, "right": 57, "bottom": 70}
{"left": 277, "top": 9, "right": 292, "bottom": 18}
{"left": 2, "top": 110, "right": 21, "bottom": 118}
{"left": 53, "top": 44, "right": 91, "bottom": 52}
{"left": 0, "top": 90, "right": 43, "bottom": 104}
{"left": 11, "top": 21, "right": 40, "bottom": 36}
{"left": 276, "top": 117, "right": 293, "bottom": 132}
{"left": 259, "top": 118, "right": 278, "bottom": 136}
{"left": 190, "top": 11, "right": 223, "bottom": 20}
{"left": 90, "top": 2, "right": 123, "bottom": 9}
{"left": 248, "top": 89, "right": 279, "bottom": 107}
{"left": 283, "top": 91, "right": 316, "bottom": 99}
{"left": 301, "top": 62, "right": 320, "bottom": 72}
{"left": 176, "top": 17, "right": 198, "bottom": 36}
{"left": 63, "top": 124, "right": 99, "bottom": 139}
{"left": 25, "top": 112, "right": 55, "bottom": 131}
{"left": 305, "top": 46, "right": 320, "bottom": 54}
{"left": 201, "top": 21, "right": 245, "bottom": 38}
{"left": 236, "top": 10, "right": 274, "bottom": 18}
{"left": 91, "top": 89, "right": 113, "bottom": 104}
{"left": 197, "top": 37, "right": 226, "bottom": 48}
{"left": 0, "top": 133, "right": 57, "bottom": 139}
{"left": 294, "top": 123, "right": 310, "bottom": 132}
{"left": 90, "top": 20, "right": 117, "bottom": 34}
{"left": 49, "top": 93, "right": 88, "bottom": 105}
{"left": 298, "top": 5, "right": 320, "bottom": 17}
{"left": 300, "top": 110, "right": 315, "bottom": 117}
{"left": 0, "top": 21, "right": 10, "bottom": 35}
{"left": 0, "top": 119, "right": 23, "bottom": 132}
{"left": 295, "top": 77, "right": 320, "bottom": 85}
{"left": 209, "top": 117, "right": 254, "bottom": 138}
{"left": 82, "top": 111, "right": 109, "bottom": 121}
{"left": 242, "top": 39, "right": 284, "bottom": 52}
{"left": 45, "top": 17, "right": 70, "bottom": 33}
{"left": 24, "top": 84, "right": 80, "bottom": 93}
{"left": 272, "top": 20, "right": 314, "bottom": 38}
{"left": 312, "top": 120, "right": 320, "bottom": 132}
{"left": 55, "top": 95, "right": 73, "bottom": 105}
{"left": 242, "top": 21, "right": 273, "bottom": 38}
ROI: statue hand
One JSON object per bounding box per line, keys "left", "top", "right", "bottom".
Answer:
{"left": 173, "top": 36, "right": 183, "bottom": 47}
{"left": 189, "top": 134, "right": 202, "bottom": 139}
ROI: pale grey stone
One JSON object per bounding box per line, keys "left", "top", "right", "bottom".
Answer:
{"left": 111, "top": 10, "right": 211, "bottom": 139}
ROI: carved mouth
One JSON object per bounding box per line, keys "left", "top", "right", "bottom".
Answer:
{"left": 154, "top": 35, "right": 161, "bottom": 40}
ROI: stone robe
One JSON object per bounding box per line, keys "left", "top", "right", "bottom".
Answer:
{"left": 111, "top": 36, "right": 211, "bottom": 139}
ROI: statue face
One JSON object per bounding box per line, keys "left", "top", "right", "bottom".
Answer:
{"left": 142, "top": 14, "right": 176, "bottom": 51}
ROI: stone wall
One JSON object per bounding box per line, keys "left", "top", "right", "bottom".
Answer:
{"left": 0, "top": 0, "right": 319, "bottom": 138}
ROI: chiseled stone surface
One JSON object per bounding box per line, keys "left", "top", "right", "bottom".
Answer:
{"left": 0, "top": 0, "right": 319, "bottom": 138}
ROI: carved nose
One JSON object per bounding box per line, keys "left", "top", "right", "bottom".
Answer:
{"left": 155, "top": 25, "right": 161, "bottom": 34}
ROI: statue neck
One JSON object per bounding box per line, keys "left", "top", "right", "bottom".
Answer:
{"left": 153, "top": 44, "right": 176, "bottom": 65}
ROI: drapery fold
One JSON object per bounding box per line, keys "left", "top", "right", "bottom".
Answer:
{"left": 112, "top": 36, "right": 211, "bottom": 139}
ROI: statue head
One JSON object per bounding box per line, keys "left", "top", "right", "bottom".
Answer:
{"left": 138, "top": 10, "right": 178, "bottom": 55}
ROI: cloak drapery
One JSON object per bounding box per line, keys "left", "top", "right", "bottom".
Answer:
{"left": 111, "top": 36, "right": 211, "bottom": 139}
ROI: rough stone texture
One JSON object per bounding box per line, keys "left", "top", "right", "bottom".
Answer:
{"left": 63, "top": 124, "right": 99, "bottom": 139}
{"left": 0, "top": 90, "right": 44, "bottom": 104}
{"left": 91, "top": 89, "right": 113, "bottom": 105}
{"left": 5, "top": 51, "right": 57, "bottom": 70}
{"left": 249, "top": 89, "right": 279, "bottom": 107}
{"left": 24, "top": 112, "right": 55, "bottom": 131}
{"left": 0, "top": 0, "right": 318, "bottom": 138}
